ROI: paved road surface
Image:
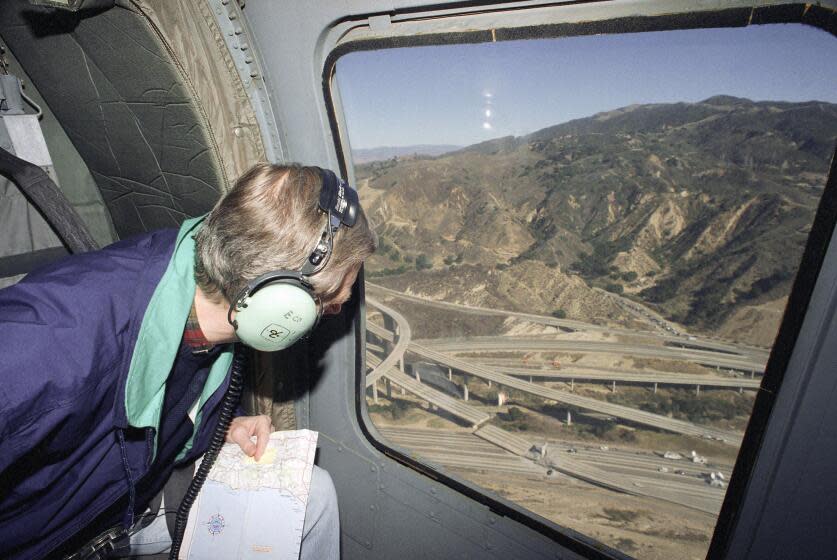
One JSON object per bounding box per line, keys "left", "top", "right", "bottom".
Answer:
{"left": 377, "top": 427, "right": 728, "bottom": 515}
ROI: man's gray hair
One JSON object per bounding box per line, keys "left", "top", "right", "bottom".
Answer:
{"left": 194, "top": 163, "right": 377, "bottom": 304}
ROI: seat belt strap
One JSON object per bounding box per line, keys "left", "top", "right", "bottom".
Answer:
{"left": 0, "top": 145, "right": 98, "bottom": 253}
{"left": 164, "top": 462, "right": 196, "bottom": 539}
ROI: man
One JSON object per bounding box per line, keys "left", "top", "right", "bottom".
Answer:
{"left": 0, "top": 163, "right": 377, "bottom": 559}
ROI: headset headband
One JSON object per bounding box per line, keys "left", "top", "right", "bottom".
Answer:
{"left": 300, "top": 168, "right": 359, "bottom": 276}
{"left": 319, "top": 167, "right": 359, "bottom": 228}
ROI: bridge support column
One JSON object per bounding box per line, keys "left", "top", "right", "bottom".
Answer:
{"left": 612, "top": 380, "right": 617, "bottom": 393}
{"left": 487, "top": 380, "right": 492, "bottom": 388}
{"left": 447, "top": 367, "right": 452, "bottom": 381}
{"left": 739, "top": 386, "right": 743, "bottom": 394}
{"left": 385, "top": 378, "right": 392, "bottom": 399}
{"left": 372, "top": 382, "right": 379, "bottom": 404}
{"left": 383, "top": 315, "right": 397, "bottom": 340}
{"left": 414, "top": 370, "right": 421, "bottom": 383}
{"left": 566, "top": 410, "right": 572, "bottom": 426}
{"left": 498, "top": 392, "right": 506, "bottom": 406}
{"left": 653, "top": 382, "right": 658, "bottom": 394}
{"left": 750, "top": 370, "right": 755, "bottom": 379}
{"left": 570, "top": 379, "right": 574, "bottom": 392}
{"left": 529, "top": 376, "right": 533, "bottom": 384}
{"left": 696, "top": 384, "right": 701, "bottom": 396}
{"left": 401, "top": 385, "right": 406, "bottom": 396}
{"left": 462, "top": 383, "right": 469, "bottom": 401}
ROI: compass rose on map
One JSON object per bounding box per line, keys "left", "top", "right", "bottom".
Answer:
{"left": 205, "top": 513, "right": 225, "bottom": 536}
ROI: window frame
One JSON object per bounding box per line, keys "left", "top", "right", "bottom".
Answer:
{"left": 322, "top": 4, "right": 837, "bottom": 559}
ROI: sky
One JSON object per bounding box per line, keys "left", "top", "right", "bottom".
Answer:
{"left": 335, "top": 24, "right": 837, "bottom": 150}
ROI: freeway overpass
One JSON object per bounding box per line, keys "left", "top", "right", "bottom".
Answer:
{"left": 366, "top": 352, "right": 490, "bottom": 427}
{"left": 405, "top": 340, "right": 744, "bottom": 446}
{"left": 365, "top": 305, "right": 744, "bottom": 445}
{"left": 365, "top": 296, "right": 411, "bottom": 387}
{"left": 363, "top": 290, "right": 749, "bottom": 516}
{"left": 418, "top": 336, "right": 765, "bottom": 374}
{"left": 366, "top": 358, "right": 728, "bottom": 514}
{"left": 366, "top": 282, "right": 770, "bottom": 363}
{"left": 364, "top": 302, "right": 736, "bottom": 512}
{"left": 481, "top": 362, "right": 762, "bottom": 390}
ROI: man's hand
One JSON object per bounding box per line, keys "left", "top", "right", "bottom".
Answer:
{"left": 226, "top": 415, "right": 273, "bottom": 461}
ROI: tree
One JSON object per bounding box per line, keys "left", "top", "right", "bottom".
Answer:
{"left": 416, "top": 254, "right": 432, "bottom": 270}
{"left": 621, "top": 271, "right": 638, "bottom": 282}
{"left": 507, "top": 407, "right": 525, "bottom": 421}
{"left": 604, "top": 282, "right": 624, "bottom": 295}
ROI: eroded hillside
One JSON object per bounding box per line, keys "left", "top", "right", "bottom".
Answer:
{"left": 358, "top": 97, "right": 836, "bottom": 345}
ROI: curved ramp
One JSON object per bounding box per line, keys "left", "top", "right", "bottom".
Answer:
{"left": 367, "top": 353, "right": 490, "bottom": 427}
{"left": 365, "top": 297, "right": 411, "bottom": 387}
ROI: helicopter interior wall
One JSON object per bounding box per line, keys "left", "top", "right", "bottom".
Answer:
{"left": 0, "top": 0, "right": 231, "bottom": 239}
{"left": 719, "top": 157, "right": 837, "bottom": 559}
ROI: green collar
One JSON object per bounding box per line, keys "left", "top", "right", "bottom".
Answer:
{"left": 124, "top": 216, "right": 234, "bottom": 461}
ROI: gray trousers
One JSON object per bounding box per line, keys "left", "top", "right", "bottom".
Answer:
{"left": 113, "top": 466, "right": 339, "bottom": 559}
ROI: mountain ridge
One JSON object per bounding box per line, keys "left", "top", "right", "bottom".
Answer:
{"left": 353, "top": 144, "right": 462, "bottom": 164}
{"left": 357, "top": 97, "right": 836, "bottom": 345}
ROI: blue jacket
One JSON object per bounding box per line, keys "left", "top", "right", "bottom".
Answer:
{"left": 0, "top": 217, "right": 234, "bottom": 559}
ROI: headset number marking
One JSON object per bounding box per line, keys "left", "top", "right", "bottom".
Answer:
{"left": 284, "top": 311, "right": 303, "bottom": 323}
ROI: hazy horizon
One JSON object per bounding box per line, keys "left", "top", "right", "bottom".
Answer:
{"left": 352, "top": 95, "right": 837, "bottom": 152}
{"left": 337, "top": 24, "right": 837, "bottom": 150}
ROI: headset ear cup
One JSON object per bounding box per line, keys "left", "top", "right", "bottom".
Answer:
{"left": 233, "top": 282, "right": 319, "bottom": 352}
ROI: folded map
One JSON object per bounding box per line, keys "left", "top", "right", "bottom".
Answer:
{"left": 179, "top": 429, "right": 319, "bottom": 559}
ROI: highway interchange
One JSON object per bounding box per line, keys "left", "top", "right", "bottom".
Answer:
{"left": 363, "top": 284, "right": 764, "bottom": 515}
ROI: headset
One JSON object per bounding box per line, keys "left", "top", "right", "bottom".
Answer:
{"left": 226, "top": 167, "right": 359, "bottom": 352}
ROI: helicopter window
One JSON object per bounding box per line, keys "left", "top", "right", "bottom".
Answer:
{"left": 335, "top": 22, "right": 837, "bottom": 560}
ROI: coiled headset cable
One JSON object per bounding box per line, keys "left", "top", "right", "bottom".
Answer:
{"left": 168, "top": 344, "right": 247, "bottom": 560}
